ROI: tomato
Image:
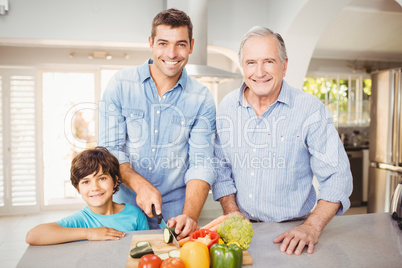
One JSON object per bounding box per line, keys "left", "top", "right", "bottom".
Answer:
{"left": 161, "top": 257, "right": 185, "bottom": 268}
{"left": 138, "top": 254, "right": 162, "bottom": 268}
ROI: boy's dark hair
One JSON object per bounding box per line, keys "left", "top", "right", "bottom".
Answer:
{"left": 70, "top": 146, "right": 121, "bottom": 193}
{"left": 151, "top": 8, "right": 193, "bottom": 43}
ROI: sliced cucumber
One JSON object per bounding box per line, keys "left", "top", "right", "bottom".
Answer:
{"left": 164, "top": 227, "right": 176, "bottom": 243}
{"left": 130, "top": 243, "right": 154, "bottom": 259}
{"left": 157, "top": 252, "right": 170, "bottom": 260}
{"left": 136, "top": 241, "right": 150, "bottom": 247}
{"left": 168, "top": 249, "right": 181, "bottom": 258}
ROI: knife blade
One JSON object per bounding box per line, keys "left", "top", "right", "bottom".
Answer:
{"left": 152, "top": 204, "right": 180, "bottom": 247}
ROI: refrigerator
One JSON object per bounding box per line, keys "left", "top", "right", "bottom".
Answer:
{"left": 368, "top": 68, "right": 402, "bottom": 213}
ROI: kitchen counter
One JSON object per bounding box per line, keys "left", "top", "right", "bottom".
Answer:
{"left": 17, "top": 213, "right": 401, "bottom": 268}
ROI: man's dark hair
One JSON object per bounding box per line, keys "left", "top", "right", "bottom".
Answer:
{"left": 151, "top": 8, "right": 193, "bottom": 43}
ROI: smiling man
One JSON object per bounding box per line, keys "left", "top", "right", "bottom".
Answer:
{"left": 212, "top": 26, "right": 353, "bottom": 255}
{"left": 99, "top": 9, "right": 216, "bottom": 238}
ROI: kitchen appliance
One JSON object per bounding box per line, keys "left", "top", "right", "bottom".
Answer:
{"left": 368, "top": 68, "right": 402, "bottom": 213}
{"left": 347, "top": 149, "right": 363, "bottom": 206}
{"left": 391, "top": 181, "right": 402, "bottom": 220}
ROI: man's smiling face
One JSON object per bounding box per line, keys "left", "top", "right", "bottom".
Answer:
{"left": 241, "top": 35, "right": 287, "bottom": 99}
{"left": 149, "top": 25, "right": 194, "bottom": 81}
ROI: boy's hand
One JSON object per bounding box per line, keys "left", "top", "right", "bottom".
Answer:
{"left": 86, "top": 227, "right": 126, "bottom": 241}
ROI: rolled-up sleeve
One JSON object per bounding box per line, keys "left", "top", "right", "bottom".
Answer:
{"left": 304, "top": 105, "right": 353, "bottom": 215}
{"left": 184, "top": 93, "right": 216, "bottom": 186}
{"left": 211, "top": 129, "right": 237, "bottom": 201}
{"left": 99, "top": 75, "right": 130, "bottom": 164}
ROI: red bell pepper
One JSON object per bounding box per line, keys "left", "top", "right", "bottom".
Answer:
{"left": 189, "top": 229, "right": 220, "bottom": 249}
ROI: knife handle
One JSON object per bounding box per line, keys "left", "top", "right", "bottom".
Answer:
{"left": 151, "top": 204, "right": 163, "bottom": 224}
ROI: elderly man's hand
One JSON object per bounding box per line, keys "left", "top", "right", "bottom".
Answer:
{"left": 273, "top": 221, "right": 321, "bottom": 255}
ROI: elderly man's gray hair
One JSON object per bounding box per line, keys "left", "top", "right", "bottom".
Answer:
{"left": 238, "top": 26, "right": 288, "bottom": 65}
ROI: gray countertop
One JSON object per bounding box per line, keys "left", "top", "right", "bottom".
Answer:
{"left": 17, "top": 213, "right": 402, "bottom": 268}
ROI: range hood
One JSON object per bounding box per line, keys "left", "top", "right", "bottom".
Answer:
{"left": 166, "top": 0, "right": 242, "bottom": 79}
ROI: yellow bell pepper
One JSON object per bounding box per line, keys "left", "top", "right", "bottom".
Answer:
{"left": 180, "top": 241, "right": 210, "bottom": 268}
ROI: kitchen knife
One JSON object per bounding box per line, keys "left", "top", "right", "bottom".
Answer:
{"left": 152, "top": 204, "right": 180, "bottom": 247}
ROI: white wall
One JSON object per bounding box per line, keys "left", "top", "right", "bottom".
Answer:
{"left": 0, "top": 0, "right": 398, "bottom": 87}
{"left": 0, "top": 0, "right": 162, "bottom": 43}
{"left": 0, "top": 0, "right": 339, "bottom": 87}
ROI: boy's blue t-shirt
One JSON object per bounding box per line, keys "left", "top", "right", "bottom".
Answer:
{"left": 57, "top": 203, "right": 149, "bottom": 231}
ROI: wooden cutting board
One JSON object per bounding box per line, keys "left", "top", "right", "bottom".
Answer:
{"left": 126, "top": 234, "right": 253, "bottom": 267}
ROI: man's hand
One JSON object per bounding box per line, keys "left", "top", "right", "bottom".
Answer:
{"left": 273, "top": 200, "right": 341, "bottom": 255}
{"left": 165, "top": 179, "right": 210, "bottom": 239}
{"left": 167, "top": 214, "right": 199, "bottom": 240}
{"left": 273, "top": 222, "right": 320, "bottom": 255}
{"left": 86, "top": 227, "right": 126, "bottom": 241}
{"left": 135, "top": 181, "right": 162, "bottom": 218}
{"left": 119, "top": 163, "right": 162, "bottom": 217}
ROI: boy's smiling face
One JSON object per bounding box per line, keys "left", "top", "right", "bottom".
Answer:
{"left": 77, "top": 167, "right": 117, "bottom": 214}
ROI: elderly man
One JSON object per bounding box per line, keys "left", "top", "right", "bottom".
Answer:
{"left": 212, "top": 26, "right": 352, "bottom": 255}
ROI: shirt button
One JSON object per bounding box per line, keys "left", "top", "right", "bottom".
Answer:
{"left": 253, "top": 148, "right": 256, "bottom": 153}
{"left": 249, "top": 194, "right": 253, "bottom": 198}
{"left": 154, "top": 129, "right": 158, "bottom": 134}
{"left": 181, "top": 121, "right": 184, "bottom": 125}
{"left": 130, "top": 113, "right": 134, "bottom": 117}
{"left": 251, "top": 171, "right": 254, "bottom": 176}
{"left": 148, "top": 167, "right": 152, "bottom": 171}
{"left": 152, "top": 148, "right": 155, "bottom": 152}
{"left": 157, "top": 110, "right": 160, "bottom": 114}
{"left": 251, "top": 214, "right": 254, "bottom": 217}
{"left": 163, "top": 96, "right": 166, "bottom": 99}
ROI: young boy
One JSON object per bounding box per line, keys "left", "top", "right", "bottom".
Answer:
{"left": 26, "top": 147, "right": 149, "bottom": 245}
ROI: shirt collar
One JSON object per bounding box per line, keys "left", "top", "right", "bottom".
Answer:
{"left": 237, "top": 80, "right": 291, "bottom": 108}
{"left": 138, "top": 59, "right": 187, "bottom": 90}
{"left": 237, "top": 82, "right": 249, "bottom": 107}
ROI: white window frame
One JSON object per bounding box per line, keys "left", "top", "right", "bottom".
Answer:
{"left": 0, "top": 67, "right": 40, "bottom": 215}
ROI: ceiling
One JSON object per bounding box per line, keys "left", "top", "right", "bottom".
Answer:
{"left": 313, "top": 0, "right": 402, "bottom": 63}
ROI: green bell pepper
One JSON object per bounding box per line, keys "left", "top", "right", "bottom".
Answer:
{"left": 210, "top": 243, "right": 243, "bottom": 268}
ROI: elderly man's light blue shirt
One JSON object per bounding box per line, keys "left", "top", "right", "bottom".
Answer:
{"left": 99, "top": 60, "right": 216, "bottom": 228}
{"left": 212, "top": 80, "right": 352, "bottom": 222}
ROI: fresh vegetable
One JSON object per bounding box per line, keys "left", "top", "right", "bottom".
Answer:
{"left": 138, "top": 254, "right": 162, "bottom": 268}
{"left": 217, "top": 214, "right": 254, "bottom": 249}
{"left": 200, "top": 215, "right": 228, "bottom": 230}
{"left": 157, "top": 252, "right": 170, "bottom": 260}
{"left": 161, "top": 257, "right": 185, "bottom": 268}
{"left": 227, "top": 241, "right": 241, "bottom": 248}
{"left": 189, "top": 229, "right": 219, "bottom": 249}
{"left": 164, "top": 227, "right": 177, "bottom": 243}
{"left": 180, "top": 241, "right": 210, "bottom": 268}
{"left": 178, "top": 236, "right": 189, "bottom": 247}
{"left": 178, "top": 215, "right": 228, "bottom": 247}
{"left": 168, "top": 249, "right": 181, "bottom": 258}
{"left": 137, "top": 241, "right": 151, "bottom": 247}
{"left": 210, "top": 243, "right": 243, "bottom": 268}
{"left": 130, "top": 242, "right": 154, "bottom": 258}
